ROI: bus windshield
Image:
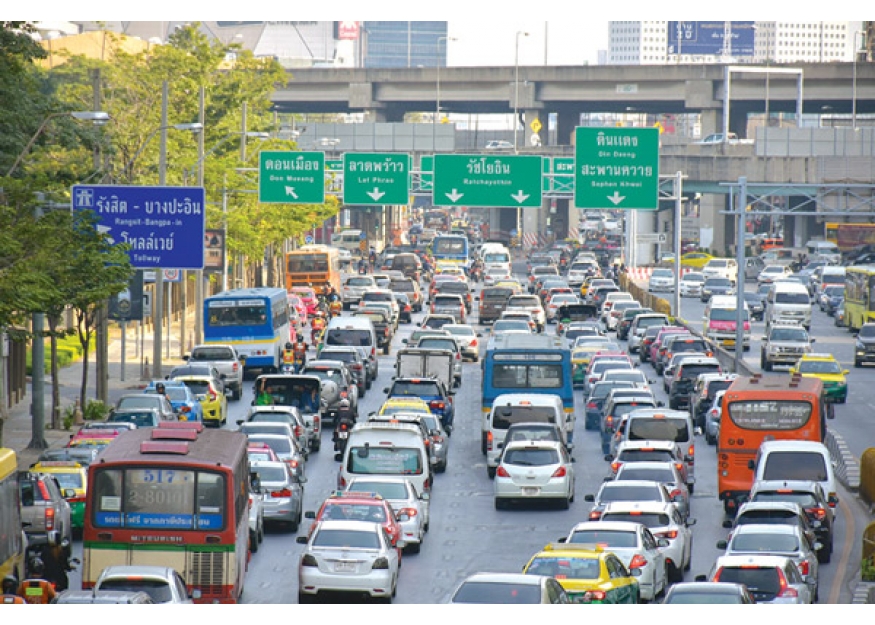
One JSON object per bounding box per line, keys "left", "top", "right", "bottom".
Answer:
{"left": 434, "top": 238, "right": 467, "bottom": 255}
{"left": 727, "top": 400, "right": 813, "bottom": 430}
{"left": 207, "top": 302, "right": 267, "bottom": 327}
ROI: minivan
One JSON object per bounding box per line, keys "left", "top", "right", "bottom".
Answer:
{"left": 749, "top": 440, "right": 838, "bottom": 509}
{"left": 323, "top": 316, "right": 379, "bottom": 375}
{"left": 766, "top": 281, "right": 812, "bottom": 330}
{"left": 617, "top": 408, "right": 696, "bottom": 492}
{"left": 338, "top": 422, "right": 433, "bottom": 497}
{"left": 483, "top": 393, "right": 568, "bottom": 478}
{"left": 703, "top": 295, "right": 751, "bottom": 351}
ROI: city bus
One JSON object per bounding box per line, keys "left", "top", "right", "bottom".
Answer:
{"left": 0, "top": 448, "right": 26, "bottom": 583}
{"left": 717, "top": 374, "right": 828, "bottom": 513}
{"left": 431, "top": 234, "right": 470, "bottom": 272}
{"left": 82, "top": 423, "right": 250, "bottom": 603}
{"left": 843, "top": 265, "right": 875, "bottom": 331}
{"left": 284, "top": 244, "right": 341, "bottom": 297}
{"left": 481, "top": 334, "right": 575, "bottom": 444}
{"left": 204, "top": 287, "right": 291, "bottom": 375}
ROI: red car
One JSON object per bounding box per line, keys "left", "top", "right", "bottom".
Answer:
{"left": 306, "top": 491, "right": 404, "bottom": 555}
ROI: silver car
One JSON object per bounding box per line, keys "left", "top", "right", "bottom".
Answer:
{"left": 705, "top": 554, "right": 813, "bottom": 604}
{"left": 296, "top": 519, "right": 400, "bottom": 603}
{"left": 494, "top": 440, "right": 575, "bottom": 510}
{"left": 346, "top": 476, "right": 430, "bottom": 553}
{"left": 442, "top": 323, "right": 481, "bottom": 362}
{"left": 613, "top": 461, "right": 690, "bottom": 521}
{"left": 251, "top": 460, "right": 306, "bottom": 531}
{"left": 94, "top": 565, "right": 194, "bottom": 604}
{"left": 717, "top": 523, "right": 820, "bottom": 601}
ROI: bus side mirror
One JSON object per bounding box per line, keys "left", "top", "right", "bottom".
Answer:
{"left": 747, "top": 460, "right": 756, "bottom": 470}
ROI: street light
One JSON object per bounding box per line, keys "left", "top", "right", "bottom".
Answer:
{"left": 513, "top": 31, "right": 529, "bottom": 154}
{"left": 435, "top": 35, "right": 457, "bottom": 151}
{"left": 6, "top": 110, "right": 110, "bottom": 177}
{"left": 852, "top": 30, "right": 866, "bottom": 129}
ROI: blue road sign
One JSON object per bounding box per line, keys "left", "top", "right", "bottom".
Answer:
{"left": 305, "top": 235, "right": 314, "bottom": 244}
{"left": 72, "top": 185, "right": 206, "bottom": 269}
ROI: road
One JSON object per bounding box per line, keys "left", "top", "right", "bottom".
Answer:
{"left": 65, "top": 268, "right": 869, "bottom": 604}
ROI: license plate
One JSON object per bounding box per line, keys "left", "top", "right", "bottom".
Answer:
{"left": 334, "top": 562, "right": 356, "bottom": 572}
{"left": 724, "top": 339, "right": 735, "bottom": 346}
{"left": 522, "top": 487, "right": 540, "bottom": 497}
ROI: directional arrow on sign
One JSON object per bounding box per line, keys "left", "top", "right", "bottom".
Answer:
{"left": 511, "top": 190, "right": 530, "bottom": 204}
{"left": 366, "top": 187, "right": 385, "bottom": 202}
{"left": 285, "top": 186, "right": 298, "bottom": 199}
{"left": 445, "top": 189, "right": 464, "bottom": 203}
{"left": 607, "top": 191, "right": 626, "bottom": 205}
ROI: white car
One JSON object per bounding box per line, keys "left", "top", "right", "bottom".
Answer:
{"left": 346, "top": 476, "right": 430, "bottom": 554}
{"left": 605, "top": 300, "right": 640, "bottom": 331}
{"left": 705, "top": 554, "right": 812, "bottom": 604}
{"left": 758, "top": 264, "right": 792, "bottom": 284}
{"left": 599, "top": 369, "right": 652, "bottom": 392}
{"left": 561, "top": 520, "right": 669, "bottom": 602}
{"left": 483, "top": 266, "right": 511, "bottom": 286}
{"left": 599, "top": 501, "right": 695, "bottom": 584}
{"left": 648, "top": 268, "right": 675, "bottom": 293}
{"left": 545, "top": 294, "right": 580, "bottom": 323}
{"left": 94, "top": 565, "right": 195, "bottom": 604}
{"left": 494, "top": 440, "right": 575, "bottom": 510}
{"left": 678, "top": 271, "right": 705, "bottom": 297}
{"left": 296, "top": 519, "right": 400, "bottom": 603}
{"left": 442, "top": 323, "right": 481, "bottom": 362}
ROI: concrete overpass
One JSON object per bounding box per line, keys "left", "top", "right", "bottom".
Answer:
{"left": 272, "top": 62, "right": 875, "bottom": 143}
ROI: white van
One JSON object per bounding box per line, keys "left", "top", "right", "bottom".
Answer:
{"left": 483, "top": 394, "right": 568, "bottom": 478}
{"left": 617, "top": 408, "right": 696, "bottom": 491}
{"left": 323, "top": 316, "right": 379, "bottom": 380}
{"left": 818, "top": 266, "right": 846, "bottom": 294}
{"left": 330, "top": 229, "right": 365, "bottom": 254}
{"left": 479, "top": 244, "right": 512, "bottom": 275}
{"left": 337, "top": 422, "right": 433, "bottom": 497}
{"left": 703, "top": 295, "right": 751, "bottom": 350}
{"left": 750, "top": 440, "right": 838, "bottom": 507}
{"left": 766, "top": 281, "right": 812, "bottom": 330}
{"left": 805, "top": 239, "right": 841, "bottom": 265}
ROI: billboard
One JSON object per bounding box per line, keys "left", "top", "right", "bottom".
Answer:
{"left": 336, "top": 21, "right": 360, "bottom": 40}
{"left": 667, "top": 21, "right": 755, "bottom": 58}
{"left": 204, "top": 229, "right": 225, "bottom": 272}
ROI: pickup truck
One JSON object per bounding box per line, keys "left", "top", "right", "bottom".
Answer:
{"left": 353, "top": 308, "right": 393, "bottom": 355}
{"left": 184, "top": 344, "right": 245, "bottom": 400}
{"left": 395, "top": 347, "right": 455, "bottom": 392}
{"left": 384, "top": 377, "right": 455, "bottom": 433}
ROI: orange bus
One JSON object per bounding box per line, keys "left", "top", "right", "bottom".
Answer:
{"left": 717, "top": 374, "right": 829, "bottom": 514}
{"left": 285, "top": 244, "right": 341, "bottom": 297}
{"left": 82, "top": 423, "right": 250, "bottom": 603}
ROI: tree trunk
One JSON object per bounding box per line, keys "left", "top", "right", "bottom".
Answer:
{"left": 48, "top": 313, "right": 62, "bottom": 430}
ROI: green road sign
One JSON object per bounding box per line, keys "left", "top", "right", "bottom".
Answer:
{"left": 433, "top": 154, "right": 542, "bottom": 208}
{"left": 419, "top": 155, "right": 433, "bottom": 191}
{"left": 325, "top": 159, "right": 343, "bottom": 172}
{"left": 343, "top": 153, "right": 410, "bottom": 205}
{"left": 573, "top": 127, "right": 659, "bottom": 210}
{"left": 259, "top": 151, "right": 325, "bottom": 204}
{"left": 553, "top": 157, "right": 574, "bottom": 193}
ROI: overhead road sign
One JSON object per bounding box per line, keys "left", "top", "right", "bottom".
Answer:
{"left": 259, "top": 151, "right": 325, "bottom": 204}
{"left": 343, "top": 153, "right": 410, "bottom": 205}
{"left": 72, "top": 184, "right": 205, "bottom": 269}
{"left": 433, "top": 154, "right": 542, "bottom": 208}
{"left": 573, "top": 127, "right": 659, "bottom": 210}
{"left": 637, "top": 233, "right": 668, "bottom": 244}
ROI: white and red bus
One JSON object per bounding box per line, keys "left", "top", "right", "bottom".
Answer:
{"left": 82, "top": 422, "right": 250, "bottom": 603}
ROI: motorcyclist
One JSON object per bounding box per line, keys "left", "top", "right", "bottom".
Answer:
{"left": 1, "top": 575, "right": 25, "bottom": 604}
{"left": 17, "top": 557, "right": 55, "bottom": 604}
{"left": 281, "top": 342, "right": 296, "bottom": 372}
{"left": 332, "top": 399, "right": 356, "bottom": 454}
{"left": 292, "top": 334, "right": 308, "bottom": 372}
{"left": 40, "top": 532, "right": 75, "bottom": 592}
{"left": 311, "top": 312, "right": 326, "bottom": 345}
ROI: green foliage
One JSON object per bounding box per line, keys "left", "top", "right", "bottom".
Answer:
{"left": 863, "top": 556, "right": 875, "bottom": 582}
{"left": 61, "top": 404, "right": 77, "bottom": 431}
{"left": 83, "top": 399, "right": 110, "bottom": 421}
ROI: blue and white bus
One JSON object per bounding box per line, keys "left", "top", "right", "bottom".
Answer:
{"left": 204, "top": 287, "right": 291, "bottom": 375}
{"left": 431, "top": 234, "right": 470, "bottom": 272}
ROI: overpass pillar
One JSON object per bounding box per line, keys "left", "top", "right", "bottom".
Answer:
{"left": 556, "top": 110, "right": 578, "bottom": 146}
{"left": 729, "top": 109, "right": 749, "bottom": 138}
{"left": 523, "top": 109, "right": 544, "bottom": 148}
{"left": 700, "top": 109, "right": 720, "bottom": 138}
{"left": 362, "top": 109, "right": 387, "bottom": 123}
{"left": 699, "top": 194, "right": 728, "bottom": 255}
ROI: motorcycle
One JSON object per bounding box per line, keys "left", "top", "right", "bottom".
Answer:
{"left": 26, "top": 533, "right": 78, "bottom": 592}
{"left": 280, "top": 362, "right": 295, "bottom": 375}
{"left": 329, "top": 300, "right": 343, "bottom": 319}
{"left": 332, "top": 418, "right": 355, "bottom": 456}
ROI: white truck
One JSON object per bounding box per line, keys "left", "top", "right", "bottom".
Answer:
{"left": 183, "top": 344, "right": 246, "bottom": 400}
{"left": 395, "top": 347, "right": 455, "bottom": 391}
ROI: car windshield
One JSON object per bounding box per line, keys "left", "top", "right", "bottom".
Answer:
{"left": 730, "top": 532, "right": 801, "bottom": 553}
{"left": 798, "top": 360, "right": 841, "bottom": 374}
{"left": 602, "top": 512, "right": 670, "bottom": 528}
{"left": 616, "top": 467, "right": 677, "bottom": 483}
{"left": 526, "top": 556, "right": 601, "bottom": 579}
{"left": 859, "top": 324, "right": 875, "bottom": 338}
{"left": 770, "top": 328, "right": 809, "bottom": 342}
{"left": 391, "top": 381, "right": 441, "bottom": 396}
{"left": 715, "top": 568, "right": 780, "bottom": 595}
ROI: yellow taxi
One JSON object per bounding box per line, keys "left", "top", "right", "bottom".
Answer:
{"left": 522, "top": 544, "right": 640, "bottom": 604}
{"left": 494, "top": 279, "right": 524, "bottom": 295}
{"left": 571, "top": 346, "right": 606, "bottom": 388}
{"left": 29, "top": 461, "right": 88, "bottom": 531}
{"left": 789, "top": 353, "right": 848, "bottom": 404}
{"left": 378, "top": 397, "right": 434, "bottom": 416}
{"left": 172, "top": 374, "right": 228, "bottom": 426}
{"left": 664, "top": 251, "right": 714, "bottom": 269}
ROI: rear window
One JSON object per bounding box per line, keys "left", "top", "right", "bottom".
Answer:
{"left": 97, "top": 579, "right": 172, "bottom": 604}
{"left": 601, "top": 512, "right": 670, "bottom": 528}
{"left": 508, "top": 296, "right": 541, "bottom": 308}
{"left": 502, "top": 447, "right": 560, "bottom": 466}
{"left": 482, "top": 288, "right": 512, "bottom": 301}
{"left": 567, "top": 529, "right": 638, "bottom": 548}
{"left": 346, "top": 277, "right": 374, "bottom": 287}
{"left": 678, "top": 364, "right": 721, "bottom": 381}
{"left": 326, "top": 329, "right": 372, "bottom": 347}
{"left": 492, "top": 405, "right": 558, "bottom": 430}
{"left": 346, "top": 446, "right": 423, "bottom": 476}
{"left": 599, "top": 484, "right": 662, "bottom": 502}
{"left": 618, "top": 449, "right": 675, "bottom": 463}
{"left": 190, "top": 347, "right": 234, "bottom": 360}
{"left": 627, "top": 417, "right": 691, "bottom": 443}
{"left": 714, "top": 568, "right": 779, "bottom": 596}
{"left": 390, "top": 381, "right": 441, "bottom": 396}
{"left": 452, "top": 581, "right": 541, "bottom": 604}
{"left": 762, "top": 452, "right": 829, "bottom": 482}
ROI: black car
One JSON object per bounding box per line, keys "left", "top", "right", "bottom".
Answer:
{"left": 854, "top": 322, "right": 875, "bottom": 367}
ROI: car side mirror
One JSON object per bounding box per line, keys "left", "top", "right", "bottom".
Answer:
{"left": 747, "top": 460, "right": 756, "bottom": 470}
{"left": 810, "top": 338, "right": 816, "bottom": 344}
{"left": 716, "top": 539, "right": 728, "bottom": 549}
{"left": 722, "top": 520, "right": 733, "bottom": 529}
{"left": 296, "top": 536, "right": 309, "bottom": 545}
{"left": 686, "top": 518, "right": 697, "bottom": 527}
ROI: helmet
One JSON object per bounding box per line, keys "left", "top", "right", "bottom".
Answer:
{"left": 285, "top": 342, "right": 293, "bottom": 350}
{"left": 2, "top": 575, "right": 17, "bottom": 593}
{"left": 339, "top": 399, "right": 351, "bottom": 410}
{"left": 29, "top": 557, "right": 44, "bottom": 577}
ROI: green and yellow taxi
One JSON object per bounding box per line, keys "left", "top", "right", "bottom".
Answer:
{"left": 789, "top": 353, "right": 849, "bottom": 403}
{"left": 171, "top": 374, "right": 228, "bottom": 426}
{"left": 664, "top": 251, "right": 714, "bottom": 269}
{"left": 522, "top": 544, "right": 640, "bottom": 604}
{"left": 29, "top": 460, "right": 88, "bottom": 530}
{"left": 378, "top": 397, "right": 433, "bottom": 416}
{"left": 572, "top": 347, "right": 600, "bottom": 388}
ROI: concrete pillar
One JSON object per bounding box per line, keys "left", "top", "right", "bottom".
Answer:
{"left": 556, "top": 109, "right": 578, "bottom": 146}
{"left": 362, "top": 109, "right": 387, "bottom": 123}
{"left": 700, "top": 109, "right": 720, "bottom": 138}
{"left": 699, "top": 194, "right": 725, "bottom": 255}
{"left": 729, "top": 109, "right": 749, "bottom": 138}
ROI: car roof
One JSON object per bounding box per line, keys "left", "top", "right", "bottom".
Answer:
{"left": 713, "top": 554, "right": 795, "bottom": 567}
{"left": 501, "top": 440, "right": 565, "bottom": 453}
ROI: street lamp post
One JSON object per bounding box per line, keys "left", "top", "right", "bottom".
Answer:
{"left": 853, "top": 30, "right": 866, "bottom": 130}
{"left": 514, "top": 31, "right": 529, "bottom": 254}
{"left": 7, "top": 110, "right": 109, "bottom": 177}
{"left": 434, "top": 36, "right": 456, "bottom": 152}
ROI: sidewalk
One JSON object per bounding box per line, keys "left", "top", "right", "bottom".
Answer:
{"left": 3, "top": 309, "right": 195, "bottom": 470}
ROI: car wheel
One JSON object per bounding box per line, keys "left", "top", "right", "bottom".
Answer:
{"left": 232, "top": 387, "right": 241, "bottom": 401}
{"left": 855, "top": 360, "right": 862, "bottom": 368}
{"left": 406, "top": 541, "right": 421, "bottom": 554}
{"left": 487, "top": 466, "right": 496, "bottom": 479}
{"left": 311, "top": 438, "right": 321, "bottom": 453}
{"left": 436, "top": 461, "right": 447, "bottom": 474}
{"left": 298, "top": 592, "right": 311, "bottom": 604}
{"left": 250, "top": 529, "right": 258, "bottom": 553}
{"left": 494, "top": 498, "right": 506, "bottom": 510}
{"left": 688, "top": 483, "right": 694, "bottom": 494}
{"left": 558, "top": 495, "right": 570, "bottom": 511}
{"left": 258, "top": 519, "right": 264, "bottom": 544}
{"left": 705, "top": 431, "right": 715, "bottom": 445}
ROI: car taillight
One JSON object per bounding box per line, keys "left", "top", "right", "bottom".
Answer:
{"left": 798, "top": 560, "right": 810, "bottom": 576}
{"left": 674, "top": 462, "right": 684, "bottom": 472}
{"left": 496, "top": 466, "right": 510, "bottom": 478}
{"left": 301, "top": 554, "right": 318, "bottom": 566}
{"left": 352, "top": 363, "right": 362, "bottom": 370}
{"left": 397, "top": 507, "right": 418, "bottom": 518}
{"left": 287, "top": 459, "right": 300, "bottom": 471}
{"left": 271, "top": 488, "right": 292, "bottom": 498}
{"left": 586, "top": 402, "right": 597, "bottom": 409}
{"left": 583, "top": 590, "right": 606, "bottom": 602}
{"left": 687, "top": 444, "right": 694, "bottom": 459}
{"left": 610, "top": 461, "right": 621, "bottom": 473}
{"left": 656, "top": 529, "right": 678, "bottom": 540}
{"left": 371, "top": 346, "right": 376, "bottom": 359}
{"left": 775, "top": 569, "right": 798, "bottom": 598}
{"left": 806, "top": 507, "right": 827, "bottom": 521}
{"left": 486, "top": 431, "right": 494, "bottom": 451}
{"left": 551, "top": 466, "right": 567, "bottom": 478}
{"left": 340, "top": 390, "right": 348, "bottom": 398}
{"left": 588, "top": 510, "right": 602, "bottom": 520}
{"left": 45, "top": 506, "right": 55, "bottom": 531}
{"left": 470, "top": 338, "right": 478, "bottom": 347}
{"left": 384, "top": 327, "right": 390, "bottom": 337}
{"left": 372, "top": 557, "right": 390, "bottom": 570}
{"left": 180, "top": 406, "right": 191, "bottom": 413}
{"left": 209, "top": 387, "right": 217, "bottom": 402}
{"left": 429, "top": 400, "right": 445, "bottom": 410}
{"left": 628, "top": 554, "right": 647, "bottom": 569}
{"left": 605, "top": 415, "right": 614, "bottom": 428}
{"left": 295, "top": 425, "right": 303, "bottom": 438}
{"left": 669, "top": 489, "right": 683, "bottom": 499}
{"left": 232, "top": 362, "right": 239, "bottom": 372}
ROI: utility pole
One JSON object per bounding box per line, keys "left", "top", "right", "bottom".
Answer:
{"left": 93, "top": 67, "right": 109, "bottom": 404}
{"left": 152, "top": 81, "right": 167, "bottom": 380}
